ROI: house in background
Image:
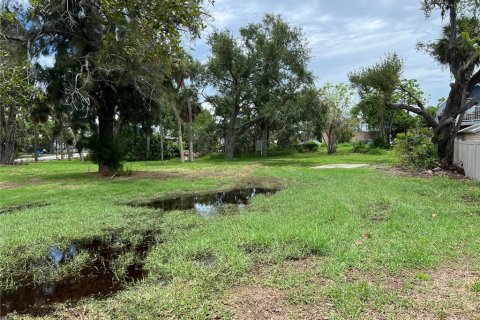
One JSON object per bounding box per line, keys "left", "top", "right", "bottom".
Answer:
{"left": 437, "top": 85, "right": 480, "bottom": 131}
{"left": 448, "top": 85, "right": 480, "bottom": 180}
{"left": 351, "top": 120, "right": 376, "bottom": 143}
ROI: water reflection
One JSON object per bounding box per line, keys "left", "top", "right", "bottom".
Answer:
{"left": 144, "top": 188, "right": 278, "bottom": 215}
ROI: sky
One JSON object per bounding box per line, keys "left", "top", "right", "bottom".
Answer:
{"left": 187, "top": 0, "right": 453, "bottom": 106}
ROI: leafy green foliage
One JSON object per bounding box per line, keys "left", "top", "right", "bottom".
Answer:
{"left": 122, "top": 135, "right": 180, "bottom": 161}
{"left": 203, "top": 14, "right": 314, "bottom": 159}
{"left": 352, "top": 141, "right": 384, "bottom": 155}
{"left": 352, "top": 142, "right": 370, "bottom": 153}
{"left": 319, "top": 83, "right": 356, "bottom": 154}
{"left": 394, "top": 131, "right": 439, "bottom": 171}
{"left": 301, "top": 141, "right": 319, "bottom": 153}
{"left": 2, "top": 0, "right": 210, "bottom": 170}
{"left": 193, "top": 111, "right": 220, "bottom": 154}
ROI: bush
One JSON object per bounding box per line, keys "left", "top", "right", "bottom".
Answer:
{"left": 372, "top": 138, "right": 390, "bottom": 149}
{"left": 353, "top": 141, "right": 384, "bottom": 155}
{"left": 301, "top": 141, "right": 319, "bottom": 152}
{"left": 394, "top": 131, "right": 438, "bottom": 171}
{"left": 352, "top": 142, "right": 369, "bottom": 153}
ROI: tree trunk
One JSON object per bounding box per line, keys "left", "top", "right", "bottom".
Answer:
{"left": 146, "top": 125, "right": 151, "bottom": 160}
{"left": 379, "top": 110, "right": 386, "bottom": 144}
{"left": 159, "top": 123, "right": 164, "bottom": 162}
{"left": 177, "top": 120, "right": 184, "bottom": 163}
{"left": 434, "top": 123, "right": 456, "bottom": 166}
{"left": 172, "top": 105, "right": 184, "bottom": 163}
{"left": 435, "top": 80, "right": 467, "bottom": 165}
{"left": 34, "top": 122, "right": 38, "bottom": 162}
{"left": 261, "top": 122, "right": 268, "bottom": 157}
{"left": 224, "top": 104, "right": 240, "bottom": 160}
{"left": 188, "top": 103, "right": 194, "bottom": 162}
{"left": 0, "top": 105, "right": 5, "bottom": 162}
{"left": 1, "top": 106, "right": 18, "bottom": 165}
{"left": 327, "top": 126, "right": 337, "bottom": 155}
{"left": 388, "top": 114, "right": 395, "bottom": 145}
{"left": 67, "top": 144, "right": 71, "bottom": 160}
{"left": 225, "top": 135, "right": 236, "bottom": 160}
{"left": 98, "top": 101, "right": 115, "bottom": 174}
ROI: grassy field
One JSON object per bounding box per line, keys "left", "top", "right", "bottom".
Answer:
{"left": 1, "top": 146, "right": 480, "bottom": 319}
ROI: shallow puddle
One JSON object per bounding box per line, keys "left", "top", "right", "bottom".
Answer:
{"left": 0, "top": 233, "right": 154, "bottom": 317}
{"left": 143, "top": 188, "right": 278, "bottom": 216}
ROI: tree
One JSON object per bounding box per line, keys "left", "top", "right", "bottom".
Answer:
{"left": 319, "top": 83, "right": 355, "bottom": 154}
{"left": 3, "top": 0, "right": 209, "bottom": 173}
{"left": 30, "top": 100, "right": 50, "bottom": 161}
{"left": 271, "top": 86, "right": 325, "bottom": 149}
{"left": 241, "top": 14, "right": 313, "bottom": 157}
{"left": 351, "top": 1, "right": 480, "bottom": 165}
{"left": 204, "top": 14, "right": 313, "bottom": 160}
{"left": 0, "top": 51, "right": 38, "bottom": 164}
{"left": 164, "top": 57, "right": 202, "bottom": 163}
{"left": 203, "top": 30, "right": 254, "bottom": 160}
{"left": 350, "top": 59, "right": 426, "bottom": 146}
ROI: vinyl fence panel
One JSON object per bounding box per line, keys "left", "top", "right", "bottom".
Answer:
{"left": 454, "top": 139, "right": 480, "bottom": 180}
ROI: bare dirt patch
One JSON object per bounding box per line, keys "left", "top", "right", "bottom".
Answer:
{"left": 347, "top": 258, "right": 480, "bottom": 319}
{"left": 312, "top": 164, "right": 369, "bottom": 169}
{"left": 106, "top": 164, "right": 261, "bottom": 182}
{"left": 376, "top": 165, "right": 469, "bottom": 180}
{"left": 224, "top": 286, "right": 331, "bottom": 320}
{"left": 0, "top": 182, "right": 20, "bottom": 190}
{"left": 223, "top": 257, "right": 333, "bottom": 320}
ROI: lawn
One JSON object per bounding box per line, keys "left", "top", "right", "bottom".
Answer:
{"left": 1, "top": 147, "right": 480, "bottom": 319}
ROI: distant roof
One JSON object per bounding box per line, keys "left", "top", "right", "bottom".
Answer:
{"left": 458, "top": 124, "right": 480, "bottom": 134}
{"left": 437, "top": 85, "right": 480, "bottom": 117}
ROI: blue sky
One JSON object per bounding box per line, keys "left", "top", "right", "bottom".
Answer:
{"left": 187, "top": 0, "right": 452, "bottom": 106}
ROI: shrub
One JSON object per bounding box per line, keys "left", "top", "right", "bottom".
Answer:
{"left": 393, "top": 131, "right": 438, "bottom": 171}
{"left": 372, "top": 138, "right": 390, "bottom": 149}
{"left": 302, "top": 141, "right": 319, "bottom": 152}
{"left": 353, "top": 142, "right": 369, "bottom": 153}
{"left": 353, "top": 141, "right": 384, "bottom": 155}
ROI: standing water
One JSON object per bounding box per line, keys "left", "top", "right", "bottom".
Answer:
{"left": 143, "top": 188, "right": 279, "bottom": 216}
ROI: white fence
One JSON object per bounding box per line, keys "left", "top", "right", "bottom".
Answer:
{"left": 454, "top": 139, "right": 480, "bottom": 180}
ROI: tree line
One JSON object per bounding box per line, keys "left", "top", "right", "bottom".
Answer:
{"left": 1, "top": 0, "right": 479, "bottom": 171}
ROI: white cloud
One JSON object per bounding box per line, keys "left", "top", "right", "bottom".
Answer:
{"left": 192, "top": 0, "right": 452, "bottom": 104}
{"left": 346, "top": 18, "right": 387, "bottom": 32}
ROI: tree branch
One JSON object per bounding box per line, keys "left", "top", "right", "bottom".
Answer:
{"left": 398, "top": 84, "right": 425, "bottom": 110}
{"left": 0, "top": 32, "right": 26, "bottom": 43}
{"left": 385, "top": 101, "right": 438, "bottom": 128}
{"left": 456, "top": 95, "right": 480, "bottom": 115}
{"left": 236, "top": 115, "right": 265, "bottom": 133}
{"left": 467, "top": 68, "right": 480, "bottom": 91}
{"left": 457, "top": 53, "right": 479, "bottom": 79}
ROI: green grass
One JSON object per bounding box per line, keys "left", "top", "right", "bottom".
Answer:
{"left": 1, "top": 147, "right": 479, "bottom": 319}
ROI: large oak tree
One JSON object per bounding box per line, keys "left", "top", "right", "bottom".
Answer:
{"left": 350, "top": 1, "right": 480, "bottom": 165}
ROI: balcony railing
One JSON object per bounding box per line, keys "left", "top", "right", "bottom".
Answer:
{"left": 463, "top": 107, "right": 480, "bottom": 122}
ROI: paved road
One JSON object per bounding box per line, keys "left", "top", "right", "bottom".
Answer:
{"left": 15, "top": 153, "right": 87, "bottom": 163}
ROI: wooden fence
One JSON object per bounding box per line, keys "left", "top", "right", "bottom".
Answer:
{"left": 454, "top": 139, "right": 480, "bottom": 180}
